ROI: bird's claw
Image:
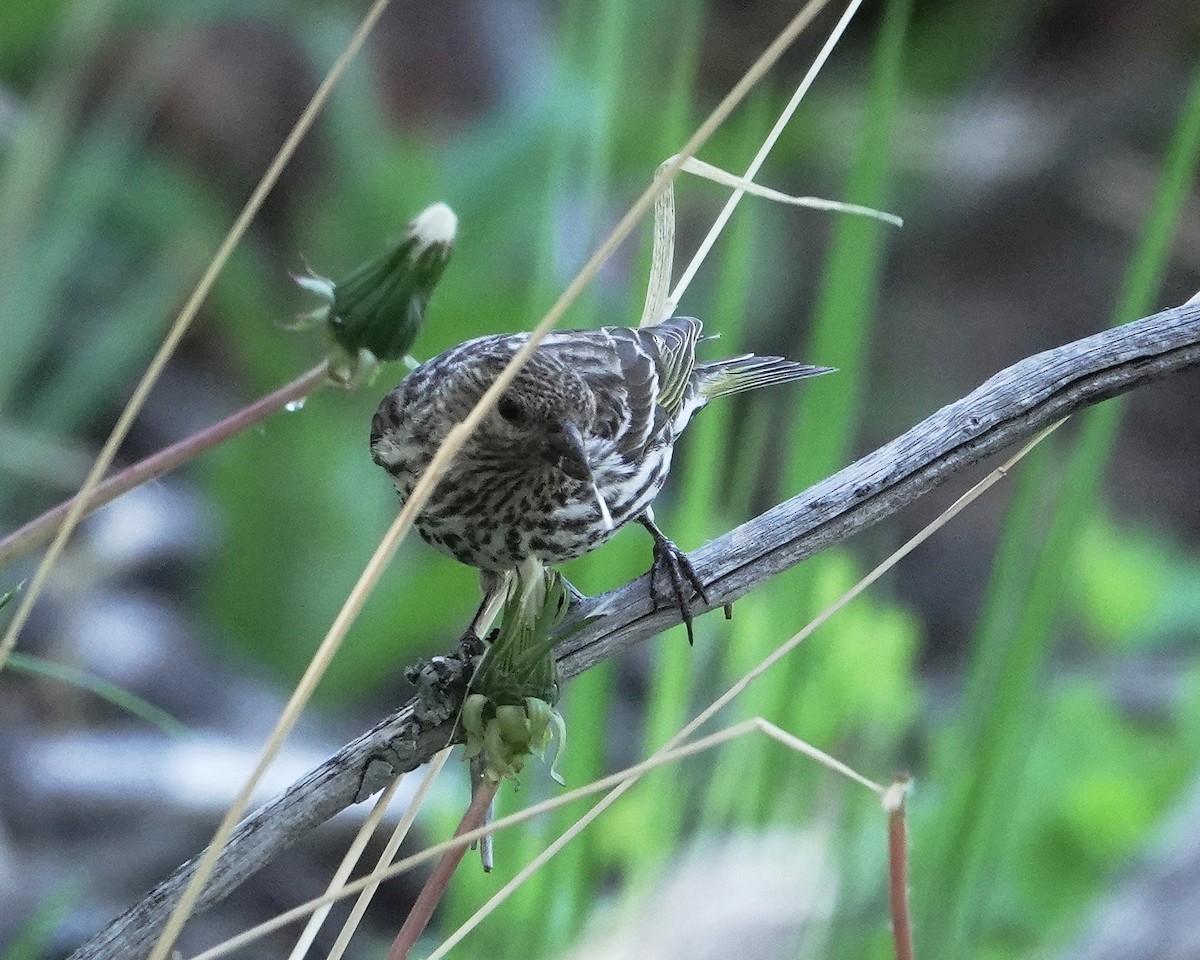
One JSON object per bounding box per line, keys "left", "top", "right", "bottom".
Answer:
{"left": 458, "top": 629, "right": 487, "bottom": 658}
{"left": 648, "top": 537, "right": 709, "bottom": 645}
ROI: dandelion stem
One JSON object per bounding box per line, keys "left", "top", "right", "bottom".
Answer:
{"left": 884, "top": 776, "right": 914, "bottom": 960}
{"left": 385, "top": 777, "right": 499, "bottom": 960}
{"left": 0, "top": 361, "right": 329, "bottom": 568}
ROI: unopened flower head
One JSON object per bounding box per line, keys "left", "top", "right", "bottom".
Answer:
{"left": 292, "top": 202, "right": 457, "bottom": 382}
{"left": 458, "top": 566, "right": 569, "bottom": 784}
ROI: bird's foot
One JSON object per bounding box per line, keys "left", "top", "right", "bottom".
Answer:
{"left": 640, "top": 517, "right": 709, "bottom": 645}
{"left": 457, "top": 629, "right": 490, "bottom": 661}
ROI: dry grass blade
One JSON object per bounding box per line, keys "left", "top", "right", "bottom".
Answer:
{"left": 67, "top": 300, "right": 1192, "bottom": 960}
{"left": 123, "top": 5, "right": 396, "bottom": 957}
{"left": 323, "top": 749, "right": 454, "bottom": 960}
{"left": 284, "top": 748, "right": 459, "bottom": 960}
{"left": 636, "top": 153, "right": 900, "bottom": 329}
{"left": 284, "top": 773, "right": 407, "bottom": 960}
{"left": 187, "top": 717, "right": 876, "bottom": 960}
{"left": 324, "top": 595, "right": 508, "bottom": 960}
{"left": 682, "top": 419, "right": 1068, "bottom": 740}
{"left": 151, "top": 458, "right": 450, "bottom": 960}
{"left": 637, "top": 170, "right": 676, "bottom": 328}
{"left": 385, "top": 780, "right": 499, "bottom": 960}
{"left": 662, "top": 0, "right": 868, "bottom": 319}
{"left": 406, "top": 0, "right": 839, "bottom": 486}
{"left": 0, "top": 0, "right": 394, "bottom": 676}
{"left": 421, "top": 721, "right": 879, "bottom": 960}
{"left": 678, "top": 156, "right": 902, "bottom": 225}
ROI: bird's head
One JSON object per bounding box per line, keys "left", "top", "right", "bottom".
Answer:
{"left": 486, "top": 356, "right": 598, "bottom": 483}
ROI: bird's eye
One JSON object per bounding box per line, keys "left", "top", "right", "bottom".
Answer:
{"left": 497, "top": 397, "right": 526, "bottom": 424}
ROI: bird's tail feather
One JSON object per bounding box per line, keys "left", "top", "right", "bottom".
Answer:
{"left": 695, "top": 355, "right": 835, "bottom": 400}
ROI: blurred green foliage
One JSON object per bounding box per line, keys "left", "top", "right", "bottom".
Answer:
{"left": 0, "top": 882, "right": 81, "bottom": 960}
{"left": 3, "top": 1, "right": 1200, "bottom": 959}
{"left": 915, "top": 57, "right": 1200, "bottom": 960}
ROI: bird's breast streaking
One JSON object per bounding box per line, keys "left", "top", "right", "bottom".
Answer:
{"left": 370, "top": 316, "right": 833, "bottom": 574}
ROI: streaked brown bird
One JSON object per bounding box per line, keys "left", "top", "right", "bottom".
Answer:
{"left": 370, "top": 315, "right": 833, "bottom": 641}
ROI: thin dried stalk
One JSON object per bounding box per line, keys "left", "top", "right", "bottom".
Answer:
{"left": 427, "top": 421, "right": 1065, "bottom": 956}
{"left": 663, "top": 0, "right": 869, "bottom": 319}
{"left": 315, "top": 587, "right": 509, "bottom": 960}
{"left": 884, "top": 777, "right": 915, "bottom": 960}
{"left": 385, "top": 780, "right": 500, "bottom": 960}
{"left": 322, "top": 749, "right": 455, "bottom": 960}
{"left": 67, "top": 300, "right": 1200, "bottom": 960}
{"left": 284, "top": 770, "right": 409, "bottom": 960}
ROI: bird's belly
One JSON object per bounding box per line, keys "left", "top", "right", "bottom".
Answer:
{"left": 415, "top": 487, "right": 622, "bottom": 570}
{"left": 396, "top": 451, "right": 670, "bottom": 571}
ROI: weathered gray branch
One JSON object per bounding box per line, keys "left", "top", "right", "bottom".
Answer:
{"left": 70, "top": 301, "right": 1200, "bottom": 960}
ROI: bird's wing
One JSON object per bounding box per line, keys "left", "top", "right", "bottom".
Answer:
{"left": 637, "top": 316, "right": 704, "bottom": 416}
{"left": 538, "top": 318, "right": 709, "bottom": 457}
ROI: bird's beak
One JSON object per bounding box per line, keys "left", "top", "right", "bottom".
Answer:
{"left": 547, "top": 421, "right": 592, "bottom": 481}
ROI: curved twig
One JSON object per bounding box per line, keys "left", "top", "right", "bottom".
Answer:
{"left": 68, "top": 300, "right": 1200, "bottom": 960}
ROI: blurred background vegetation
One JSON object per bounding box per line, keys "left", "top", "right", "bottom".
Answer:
{"left": 2, "top": 0, "right": 1200, "bottom": 958}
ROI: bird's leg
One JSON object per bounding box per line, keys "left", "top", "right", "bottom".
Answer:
{"left": 559, "top": 575, "right": 589, "bottom": 608}
{"left": 638, "top": 511, "right": 709, "bottom": 645}
{"left": 462, "top": 594, "right": 490, "bottom": 646}
{"left": 464, "top": 570, "right": 509, "bottom": 646}
{"left": 462, "top": 569, "right": 512, "bottom": 870}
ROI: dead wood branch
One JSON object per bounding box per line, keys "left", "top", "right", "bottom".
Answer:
{"left": 69, "top": 300, "right": 1200, "bottom": 960}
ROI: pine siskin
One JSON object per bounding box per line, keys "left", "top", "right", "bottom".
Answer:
{"left": 370, "top": 316, "right": 833, "bottom": 642}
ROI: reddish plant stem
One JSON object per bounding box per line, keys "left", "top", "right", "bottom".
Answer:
{"left": 885, "top": 775, "right": 914, "bottom": 960}
{"left": 387, "top": 779, "right": 500, "bottom": 960}
{"left": 0, "top": 361, "right": 329, "bottom": 568}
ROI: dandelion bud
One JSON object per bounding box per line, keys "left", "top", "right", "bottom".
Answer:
{"left": 292, "top": 202, "right": 457, "bottom": 383}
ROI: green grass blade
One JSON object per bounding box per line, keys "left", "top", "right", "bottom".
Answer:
{"left": 8, "top": 652, "right": 188, "bottom": 736}
{"left": 636, "top": 93, "right": 759, "bottom": 866}
{"left": 761, "top": 0, "right": 912, "bottom": 823}
{"left": 784, "top": 0, "right": 911, "bottom": 496}
{"left": 438, "top": 1, "right": 640, "bottom": 952}
{"left": 530, "top": 0, "right": 630, "bottom": 946}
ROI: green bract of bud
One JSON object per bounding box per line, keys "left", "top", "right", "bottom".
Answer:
{"left": 473, "top": 562, "right": 568, "bottom": 707}
{"left": 463, "top": 695, "right": 564, "bottom": 785}
{"left": 461, "top": 693, "right": 490, "bottom": 743}
{"left": 328, "top": 202, "right": 456, "bottom": 363}
{"left": 291, "top": 202, "right": 456, "bottom": 383}
{"left": 524, "top": 697, "right": 552, "bottom": 746}
{"left": 460, "top": 564, "right": 577, "bottom": 784}
{"left": 495, "top": 703, "right": 532, "bottom": 744}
